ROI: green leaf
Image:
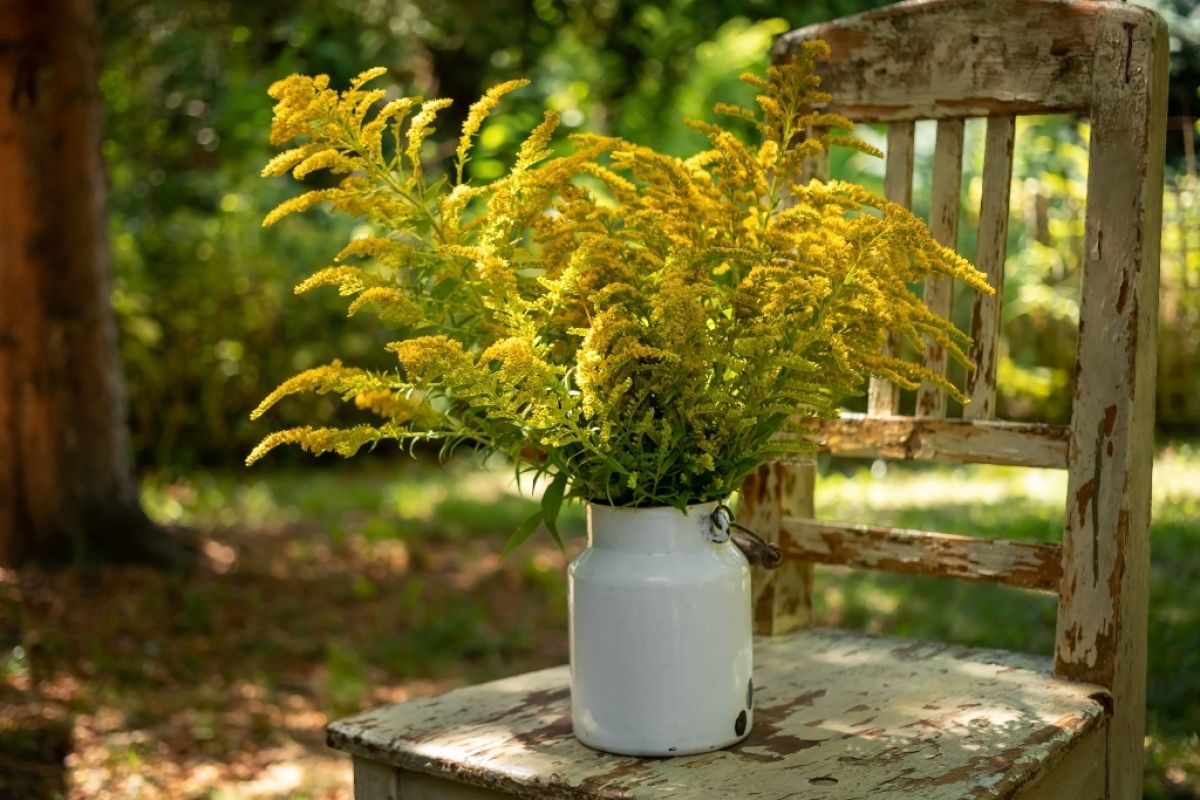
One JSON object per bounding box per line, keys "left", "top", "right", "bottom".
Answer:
{"left": 430, "top": 277, "right": 459, "bottom": 301}
{"left": 502, "top": 510, "right": 543, "bottom": 557}
{"left": 540, "top": 472, "right": 568, "bottom": 550}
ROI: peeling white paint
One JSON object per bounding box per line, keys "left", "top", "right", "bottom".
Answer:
{"left": 331, "top": 629, "right": 1108, "bottom": 800}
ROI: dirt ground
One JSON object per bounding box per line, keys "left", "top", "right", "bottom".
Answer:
{"left": 1, "top": 504, "right": 574, "bottom": 799}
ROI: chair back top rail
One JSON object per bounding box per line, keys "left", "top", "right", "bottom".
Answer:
{"left": 771, "top": 0, "right": 1105, "bottom": 122}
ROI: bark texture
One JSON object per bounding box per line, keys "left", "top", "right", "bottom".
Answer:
{"left": 0, "top": 0, "right": 189, "bottom": 567}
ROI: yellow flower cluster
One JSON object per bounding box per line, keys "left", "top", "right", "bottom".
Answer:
{"left": 249, "top": 45, "right": 991, "bottom": 542}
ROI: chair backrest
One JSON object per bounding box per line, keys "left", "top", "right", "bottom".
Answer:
{"left": 739, "top": 1, "right": 1167, "bottom": 795}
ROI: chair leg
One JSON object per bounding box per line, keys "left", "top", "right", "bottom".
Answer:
{"left": 353, "top": 756, "right": 517, "bottom": 799}
{"left": 1011, "top": 727, "right": 1107, "bottom": 800}
{"left": 353, "top": 758, "right": 399, "bottom": 800}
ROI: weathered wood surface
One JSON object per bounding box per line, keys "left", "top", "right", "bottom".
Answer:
{"left": 780, "top": 517, "right": 1062, "bottom": 592}
{"left": 867, "top": 121, "right": 915, "bottom": 417}
{"left": 350, "top": 728, "right": 1111, "bottom": 800}
{"left": 741, "top": 463, "right": 813, "bottom": 636}
{"left": 915, "top": 118, "right": 965, "bottom": 419}
{"left": 810, "top": 413, "right": 1070, "bottom": 469}
{"left": 1053, "top": 7, "right": 1168, "bottom": 799}
{"left": 330, "top": 628, "right": 1109, "bottom": 800}
{"left": 743, "top": 2, "right": 1163, "bottom": 798}
{"left": 771, "top": 0, "right": 1102, "bottom": 122}
{"left": 965, "top": 115, "right": 1017, "bottom": 420}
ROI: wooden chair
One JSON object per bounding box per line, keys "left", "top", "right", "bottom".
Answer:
{"left": 326, "top": 1, "right": 1168, "bottom": 797}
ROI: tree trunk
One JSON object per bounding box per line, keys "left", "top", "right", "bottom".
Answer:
{"left": 0, "top": 0, "right": 193, "bottom": 567}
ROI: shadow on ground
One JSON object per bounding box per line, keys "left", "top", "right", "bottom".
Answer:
{"left": 1, "top": 452, "right": 1197, "bottom": 798}
{"left": 1, "top": 466, "right": 580, "bottom": 798}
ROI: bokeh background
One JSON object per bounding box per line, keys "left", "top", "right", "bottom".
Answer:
{"left": 3, "top": 0, "right": 1199, "bottom": 797}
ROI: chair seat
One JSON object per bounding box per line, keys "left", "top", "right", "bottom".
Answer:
{"left": 327, "top": 628, "right": 1110, "bottom": 799}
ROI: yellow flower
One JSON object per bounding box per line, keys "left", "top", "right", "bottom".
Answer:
{"left": 250, "top": 361, "right": 392, "bottom": 421}
{"left": 456, "top": 79, "right": 530, "bottom": 183}
{"left": 250, "top": 53, "right": 992, "bottom": 516}
{"left": 405, "top": 98, "right": 454, "bottom": 176}
{"left": 245, "top": 424, "right": 399, "bottom": 466}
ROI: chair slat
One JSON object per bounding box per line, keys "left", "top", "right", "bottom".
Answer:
{"left": 916, "top": 118, "right": 965, "bottom": 418}
{"left": 741, "top": 463, "right": 814, "bottom": 636}
{"left": 781, "top": 517, "right": 1062, "bottom": 592}
{"left": 883, "top": 122, "right": 916, "bottom": 206}
{"left": 965, "top": 115, "right": 1017, "bottom": 420}
{"left": 809, "top": 413, "right": 1070, "bottom": 469}
{"left": 803, "top": 151, "right": 830, "bottom": 182}
{"left": 868, "top": 121, "right": 915, "bottom": 417}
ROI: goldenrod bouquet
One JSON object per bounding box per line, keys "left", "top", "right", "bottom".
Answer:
{"left": 248, "top": 42, "right": 990, "bottom": 548}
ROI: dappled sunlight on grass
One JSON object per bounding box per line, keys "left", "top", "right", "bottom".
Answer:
{"left": 141, "top": 457, "right": 588, "bottom": 546}
{"left": 4, "top": 447, "right": 1197, "bottom": 797}
{"left": 809, "top": 450, "right": 1200, "bottom": 799}
{"left": 818, "top": 461, "right": 1068, "bottom": 519}
{"left": 4, "top": 457, "right": 580, "bottom": 799}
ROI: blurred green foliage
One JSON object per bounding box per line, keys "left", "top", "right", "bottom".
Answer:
{"left": 99, "top": 0, "right": 889, "bottom": 470}
{"left": 97, "top": 0, "right": 1200, "bottom": 470}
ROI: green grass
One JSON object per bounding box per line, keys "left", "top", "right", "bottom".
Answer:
{"left": 812, "top": 447, "right": 1200, "bottom": 799}
{"left": 9, "top": 446, "right": 1192, "bottom": 798}
{"left": 143, "top": 457, "right": 587, "bottom": 547}
{"left": 132, "top": 444, "right": 1200, "bottom": 797}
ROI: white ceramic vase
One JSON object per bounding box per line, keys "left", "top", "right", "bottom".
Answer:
{"left": 568, "top": 501, "right": 753, "bottom": 756}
